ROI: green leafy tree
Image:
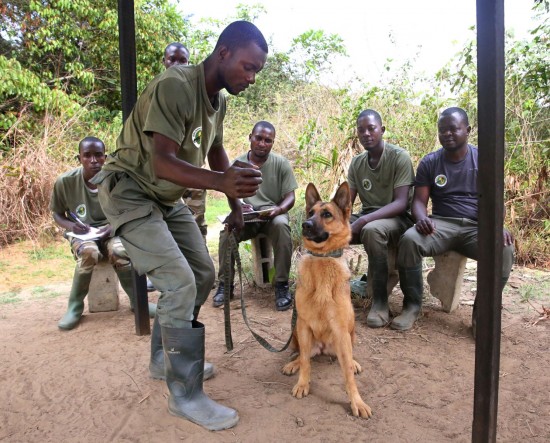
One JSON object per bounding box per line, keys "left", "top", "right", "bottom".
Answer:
{"left": 288, "top": 29, "right": 347, "bottom": 82}
{"left": 1, "top": 0, "right": 189, "bottom": 114}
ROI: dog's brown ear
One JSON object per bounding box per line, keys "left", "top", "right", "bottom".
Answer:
{"left": 332, "top": 182, "right": 351, "bottom": 215}
{"left": 305, "top": 183, "right": 321, "bottom": 212}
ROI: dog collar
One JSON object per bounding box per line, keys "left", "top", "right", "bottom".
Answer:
{"left": 306, "top": 248, "right": 344, "bottom": 258}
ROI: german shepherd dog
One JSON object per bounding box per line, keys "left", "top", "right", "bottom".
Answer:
{"left": 282, "top": 182, "right": 372, "bottom": 418}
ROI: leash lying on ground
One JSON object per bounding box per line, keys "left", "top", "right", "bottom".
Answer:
{"left": 223, "top": 229, "right": 296, "bottom": 353}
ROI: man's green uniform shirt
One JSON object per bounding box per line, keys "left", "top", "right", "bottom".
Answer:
{"left": 101, "top": 63, "right": 226, "bottom": 206}
{"left": 347, "top": 142, "right": 414, "bottom": 214}
{"left": 50, "top": 167, "right": 107, "bottom": 227}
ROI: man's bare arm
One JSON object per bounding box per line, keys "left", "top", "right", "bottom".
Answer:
{"left": 411, "top": 186, "right": 435, "bottom": 235}
{"left": 152, "top": 133, "right": 261, "bottom": 198}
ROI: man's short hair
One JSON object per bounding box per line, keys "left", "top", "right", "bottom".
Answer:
{"left": 164, "top": 42, "right": 189, "bottom": 55}
{"left": 214, "top": 21, "right": 268, "bottom": 54}
{"left": 252, "top": 120, "right": 275, "bottom": 135}
{"left": 440, "top": 107, "right": 469, "bottom": 125}
{"left": 78, "top": 136, "right": 105, "bottom": 153}
{"left": 357, "top": 109, "right": 383, "bottom": 126}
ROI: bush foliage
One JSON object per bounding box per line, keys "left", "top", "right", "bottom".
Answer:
{"left": 0, "top": 1, "right": 548, "bottom": 266}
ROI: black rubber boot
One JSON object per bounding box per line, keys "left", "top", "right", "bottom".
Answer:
{"left": 150, "top": 312, "right": 215, "bottom": 381}
{"left": 149, "top": 316, "right": 165, "bottom": 379}
{"left": 391, "top": 265, "right": 423, "bottom": 331}
{"left": 275, "top": 282, "right": 292, "bottom": 311}
{"left": 366, "top": 258, "right": 390, "bottom": 328}
{"left": 162, "top": 321, "right": 239, "bottom": 431}
{"left": 212, "top": 281, "right": 233, "bottom": 308}
{"left": 58, "top": 267, "right": 93, "bottom": 330}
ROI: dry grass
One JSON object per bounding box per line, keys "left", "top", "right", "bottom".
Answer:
{"left": 1, "top": 87, "right": 548, "bottom": 267}
{"left": 0, "top": 112, "right": 83, "bottom": 246}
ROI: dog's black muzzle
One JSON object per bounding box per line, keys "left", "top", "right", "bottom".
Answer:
{"left": 302, "top": 219, "right": 329, "bottom": 243}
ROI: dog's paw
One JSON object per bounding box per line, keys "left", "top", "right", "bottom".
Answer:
{"left": 282, "top": 360, "right": 300, "bottom": 375}
{"left": 351, "top": 399, "right": 372, "bottom": 419}
{"left": 292, "top": 382, "right": 310, "bottom": 399}
{"left": 352, "top": 359, "right": 362, "bottom": 374}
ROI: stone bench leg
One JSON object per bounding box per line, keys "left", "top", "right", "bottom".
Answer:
{"left": 88, "top": 261, "right": 119, "bottom": 313}
{"left": 251, "top": 234, "right": 273, "bottom": 288}
{"left": 427, "top": 251, "right": 468, "bottom": 313}
{"left": 366, "top": 247, "right": 400, "bottom": 298}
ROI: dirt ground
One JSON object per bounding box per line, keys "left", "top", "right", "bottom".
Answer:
{"left": 1, "top": 242, "right": 549, "bottom": 443}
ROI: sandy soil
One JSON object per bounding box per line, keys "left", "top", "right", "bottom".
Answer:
{"left": 0, "top": 251, "right": 549, "bottom": 442}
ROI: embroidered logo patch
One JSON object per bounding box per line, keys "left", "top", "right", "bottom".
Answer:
{"left": 192, "top": 127, "right": 202, "bottom": 148}
{"left": 435, "top": 174, "right": 448, "bottom": 187}
{"left": 362, "top": 178, "right": 372, "bottom": 191}
{"left": 76, "top": 204, "right": 87, "bottom": 218}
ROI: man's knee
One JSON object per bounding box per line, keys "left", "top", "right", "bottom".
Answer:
{"left": 360, "top": 221, "right": 387, "bottom": 243}
{"left": 397, "top": 229, "right": 424, "bottom": 267}
{"left": 77, "top": 243, "right": 100, "bottom": 271}
{"left": 360, "top": 223, "right": 389, "bottom": 257}
{"left": 107, "top": 237, "right": 131, "bottom": 267}
{"left": 269, "top": 215, "right": 291, "bottom": 239}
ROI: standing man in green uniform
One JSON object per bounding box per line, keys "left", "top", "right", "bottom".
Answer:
{"left": 347, "top": 109, "right": 415, "bottom": 329}
{"left": 51, "top": 137, "right": 156, "bottom": 330}
{"left": 213, "top": 121, "right": 297, "bottom": 311}
{"left": 92, "top": 21, "right": 268, "bottom": 431}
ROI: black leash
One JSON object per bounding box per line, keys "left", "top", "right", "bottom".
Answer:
{"left": 223, "top": 229, "right": 297, "bottom": 353}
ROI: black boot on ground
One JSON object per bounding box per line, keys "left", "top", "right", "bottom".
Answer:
{"left": 212, "top": 281, "right": 233, "bottom": 308}
{"left": 366, "top": 258, "right": 390, "bottom": 328}
{"left": 274, "top": 281, "right": 292, "bottom": 311}
{"left": 150, "top": 316, "right": 215, "bottom": 381}
{"left": 391, "top": 265, "right": 423, "bottom": 331}
{"left": 162, "top": 321, "right": 239, "bottom": 431}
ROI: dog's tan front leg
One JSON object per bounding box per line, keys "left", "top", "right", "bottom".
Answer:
{"left": 335, "top": 334, "right": 372, "bottom": 418}
{"left": 292, "top": 324, "right": 313, "bottom": 399}
{"left": 282, "top": 357, "right": 300, "bottom": 375}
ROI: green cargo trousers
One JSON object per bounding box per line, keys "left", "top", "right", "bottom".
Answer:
{"left": 397, "top": 216, "right": 514, "bottom": 279}
{"left": 350, "top": 214, "right": 413, "bottom": 259}
{"left": 95, "top": 171, "right": 215, "bottom": 328}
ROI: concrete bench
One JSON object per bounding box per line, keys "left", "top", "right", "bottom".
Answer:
{"left": 366, "top": 248, "right": 467, "bottom": 313}
{"left": 87, "top": 261, "right": 120, "bottom": 313}
{"left": 87, "top": 259, "right": 151, "bottom": 336}
{"left": 250, "top": 234, "right": 274, "bottom": 288}
{"left": 426, "top": 251, "right": 468, "bottom": 313}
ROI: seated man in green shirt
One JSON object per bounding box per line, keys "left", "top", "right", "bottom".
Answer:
{"left": 50, "top": 136, "right": 156, "bottom": 330}
{"left": 347, "top": 109, "right": 415, "bottom": 329}
{"left": 213, "top": 121, "right": 298, "bottom": 311}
